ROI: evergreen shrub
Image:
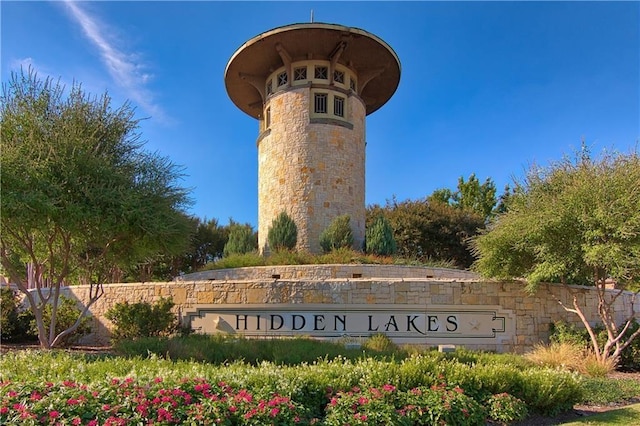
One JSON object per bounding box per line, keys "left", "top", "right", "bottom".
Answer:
{"left": 319, "top": 214, "right": 353, "bottom": 252}
{"left": 365, "top": 215, "right": 397, "bottom": 255}
{"left": 267, "top": 212, "right": 297, "bottom": 252}
{"left": 223, "top": 224, "right": 257, "bottom": 256}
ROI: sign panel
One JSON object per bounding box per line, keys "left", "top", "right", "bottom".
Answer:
{"left": 185, "top": 304, "right": 514, "bottom": 345}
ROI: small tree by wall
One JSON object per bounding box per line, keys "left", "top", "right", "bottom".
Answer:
{"left": 365, "top": 216, "right": 397, "bottom": 256}
{"left": 0, "top": 69, "right": 191, "bottom": 349}
{"left": 223, "top": 223, "right": 257, "bottom": 256}
{"left": 472, "top": 146, "right": 640, "bottom": 366}
{"left": 319, "top": 215, "right": 354, "bottom": 253}
{"left": 267, "top": 212, "right": 297, "bottom": 252}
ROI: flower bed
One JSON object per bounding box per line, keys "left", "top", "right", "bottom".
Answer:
{"left": 0, "top": 350, "right": 582, "bottom": 425}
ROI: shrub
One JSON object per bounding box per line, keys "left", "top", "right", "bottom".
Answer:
{"left": 27, "top": 295, "right": 91, "bottom": 346}
{"left": 617, "top": 319, "right": 640, "bottom": 371}
{"left": 325, "top": 384, "right": 486, "bottom": 426}
{"left": 363, "top": 333, "right": 397, "bottom": 352}
{"left": 265, "top": 249, "right": 315, "bottom": 266}
{"left": 486, "top": 392, "right": 528, "bottom": 424}
{"left": 1, "top": 287, "right": 36, "bottom": 342}
{"left": 267, "top": 212, "right": 297, "bottom": 252}
{"left": 518, "top": 369, "right": 583, "bottom": 415}
{"left": 223, "top": 224, "right": 257, "bottom": 256}
{"left": 205, "top": 252, "right": 265, "bottom": 269}
{"left": 319, "top": 215, "right": 354, "bottom": 252}
{"left": 365, "top": 215, "right": 397, "bottom": 255}
{"left": 105, "top": 297, "right": 177, "bottom": 342}
{"left": 0, "top": 287, "right": 20, "bottom": 341}
{"left": 549, "top": 321, "right": 590, "bottom": 347}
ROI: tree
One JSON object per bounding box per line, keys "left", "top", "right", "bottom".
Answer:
{"left": 174, "top": 217, "right": 228, "bottom": 272}
{"left": 367, "top": 197, "right": 484, "bottom": 268}
{"left": 223, "top": 221, "right": 257, "bottom": 256}
{"left": 0, "top": 69, "right": 192, "bottom": 349}
{"left": 429, "top": 173, "right": 498, "bottom": 221}
{"left": 472, "top": 147, "right": 640, "bottom": 365}
{"left": 319, "top": 215, "right": 354, "bottom": 253}
{"left": 267, "top": 212, "right": 297, "bottom": 252}
{"left": 365, "top": 215, "right": 397, "bottom": 256}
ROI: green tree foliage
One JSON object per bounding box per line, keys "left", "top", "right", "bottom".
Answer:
{"left": 223, "top": 222, "right": 257, "bottom": 256}
{"left": 267, "top": 212, "right": 298, "bottom": 252}
{"left": 429, "top": 173, "right": 498, "bottom": 220}
{"left": 365, "top": 216, "right": 397, "bottom": 256}
{"left": 367, "top": 198, "right": 484, "bottom": 268}
{"left": 319, "top": 215, "right": 354, "bottom": 253}
{"left": 472, "top": 147, "right": 640, "bottom": 365}
{"left": 0, "top": 69, "right": 192, "bottom": 348}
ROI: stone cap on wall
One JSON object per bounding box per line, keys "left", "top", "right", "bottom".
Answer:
{"left": 177, "top": 264, "right": 479, "bottom": 282}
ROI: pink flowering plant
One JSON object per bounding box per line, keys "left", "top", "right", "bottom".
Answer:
{"left": 486, "top": 392, "right": 529, "bottom": 425}
{"left": 0, "top": 377, "right": 308, "bottom": 425}
{"left": 324, "top": 382, "right": 486, "bottom": 426}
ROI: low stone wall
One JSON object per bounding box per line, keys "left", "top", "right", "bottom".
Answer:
{"left": 180, "top": 264, "right": 479, "bottom": 281}
{"left": 50, "top": 265, "right": 638, "bottom": 354}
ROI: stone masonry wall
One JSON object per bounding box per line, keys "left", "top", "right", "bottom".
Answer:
{"left": 51, "top": 265, "right": 639, "bottom": 353}
{"left": 258, "top": 88, "right": 366, "bottom": 253}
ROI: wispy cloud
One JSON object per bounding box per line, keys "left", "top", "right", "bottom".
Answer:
{"left": 62, "top": 1, "right": 169, "bottom": 122}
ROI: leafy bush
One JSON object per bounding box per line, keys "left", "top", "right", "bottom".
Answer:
{"left": 365, "top": 215, "right": 397, "bottom": 255}
{"left": 105, "top": 297, "right": 177, "bottom": 342}
{"left": 223, "top": 223, "right": 257, "bottom": 256}
{"left": 325, "top": 384, "right": 486, "bottom": 426}
{"left": 486, "top": 392, "right": 528, "bottom": 424}
{"left": 549, "top": 321, "right": 591, "bottom": 347}
{"left": 518, "top": 368, "right": 583, "bottom": 415}
{"left": 28, "top": 295, "right": 91, "bottom": 346}
{"left": 267, "top": 212, "right": 297, "bottom": 252}
{"left": 0, "top": 287, "right": 33, "bottom": 342}
{"left": 319, "top": 214, "right": 354, "bottom": 252}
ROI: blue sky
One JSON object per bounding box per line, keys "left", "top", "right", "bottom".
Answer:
{"left": 3, "top": 1, "right": 638, "bottom": 227}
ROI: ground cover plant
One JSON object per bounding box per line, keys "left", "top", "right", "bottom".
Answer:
{"left": 561, "top": 404, "right": 640, "bottom": 426}
{"left": 0, "top": 345, "right": 586, "bottom": 425}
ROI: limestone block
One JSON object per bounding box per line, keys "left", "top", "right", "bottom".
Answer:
{"left": 197, "top": 291, "right": 214, "bottom": 304}
{"left": 171, "top": 287, "right": 187, "bottom": 304}
{"left": 246, "top": 289, "right": 266, "bottom": 304}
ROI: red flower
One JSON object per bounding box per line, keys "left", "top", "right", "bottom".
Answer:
{"left": 49, "top": 410, "right": 60, "bottom": 418}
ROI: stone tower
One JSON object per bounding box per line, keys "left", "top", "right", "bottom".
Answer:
{"left": 225, "top": 23, "right": 400, "bottom": 253}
